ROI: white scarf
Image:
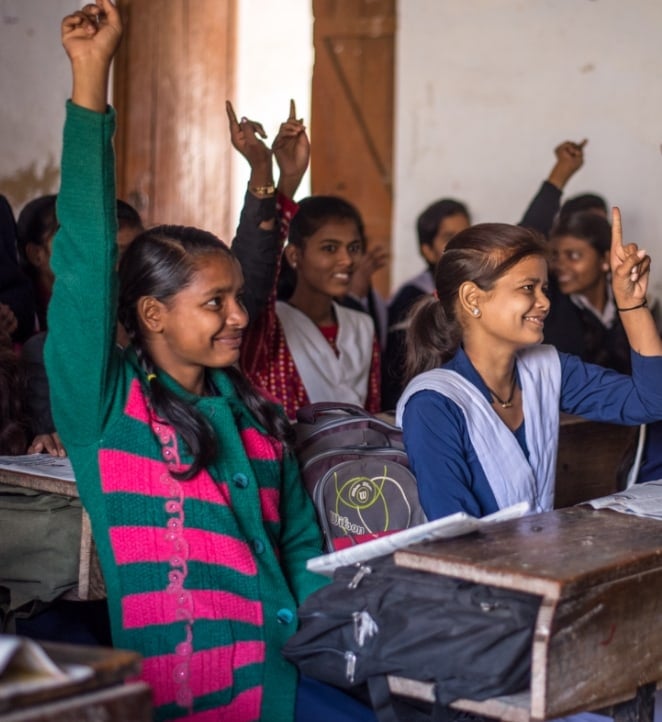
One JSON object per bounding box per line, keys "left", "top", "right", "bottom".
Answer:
{"left": 396, "top": 345, "right": 562, "bottom": 513}
{"left": 276, "top": 300, "right": 374, "bottom": 406}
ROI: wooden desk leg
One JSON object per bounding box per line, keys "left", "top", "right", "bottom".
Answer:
{"left": 76, "top": 509, "right": 93, "bottom": 600}
{"left": 612, "top": 683, "right": 656, "bottom": 722}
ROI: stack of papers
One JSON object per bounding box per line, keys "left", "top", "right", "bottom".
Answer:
{"left": 0, "top": 455, "right": 75, "bottom": 483}
{"left": 584, "top": 479, "right": 662, "bottom": 519}
{"left": 306, "top": 502, "right": 529, "bottom": 576}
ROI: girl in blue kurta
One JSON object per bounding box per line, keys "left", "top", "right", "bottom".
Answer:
{"left": 396, "top": 220, "right": 662, "bottom": 521}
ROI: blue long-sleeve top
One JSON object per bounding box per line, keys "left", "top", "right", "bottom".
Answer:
{"left": 401, "top": 346, "right": 662, "bottom": 520}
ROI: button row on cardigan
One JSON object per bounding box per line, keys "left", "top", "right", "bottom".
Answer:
{"left": 276, "top": 608, "right": 294, "bottom": 625}
{"left": 232, "top": 472, "right": 249, "bottom": 488}
{"left": 251, "top": 538, "right": 265, "bottom": 555}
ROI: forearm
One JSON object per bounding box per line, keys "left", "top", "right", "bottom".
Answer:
{"left": 619, "top": 305, "right": 662, "bottom": 357}
{"left": 46, "top": 102, "right": 119, "bottom": 443}
{"left": 231, "top": 191, "right": 278, "bottom": 321}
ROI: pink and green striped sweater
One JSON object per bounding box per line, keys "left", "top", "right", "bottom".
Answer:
{"left": 45, "top": 101, "right": 327, "bottom": 721}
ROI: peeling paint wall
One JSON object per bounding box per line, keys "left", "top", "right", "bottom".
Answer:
{"left": 393, "top": 0, "right": 662, "bottom": 296}
{"left": 0, "top": 0, "right": 71, "bottom": 213}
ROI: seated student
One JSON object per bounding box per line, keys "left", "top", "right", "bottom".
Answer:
{"left": 396, "top": 213, "right": 662, "bottom": 521}
{"left": 0, "top": 196, "right": 35, "bottom": 344}
{"left": 543, "top": 211, "right": 654, "bottom": 374}
{"left": 48, "top": 5, "right": 377, "bottom": 721}
{"left": 0, "top": 306, "right": 30, "bottom": 454}
{"left": 16, "top": 194, "right": 58, "bottom": 333}
{"left": 383, "top": 138, "right": 588, "bottom": 411}
{"left": 382, "top": 198, "right": 470, "bottom": 410}
{"left": 241, "top": 177, "right": 381, "bottom": 419}
{"left": 21, "top": 199, "right": 144, "bottom": 457}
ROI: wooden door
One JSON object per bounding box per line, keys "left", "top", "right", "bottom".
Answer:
{"left": 113, "top": 0, "right": 236, "bottom": 243}
{"left": 311, "top": 0, "right": 396, "bottom": 296}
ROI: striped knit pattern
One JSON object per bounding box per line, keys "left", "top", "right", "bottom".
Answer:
{"left": 46, "top": 102, "right": 326, "bottom": 722}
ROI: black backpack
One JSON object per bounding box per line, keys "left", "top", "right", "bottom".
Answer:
{"left": 294, "top": 403, "right": 426, "bottom": 551}
{"left": 283, "top": 555, "right": 542, "bottom": 722}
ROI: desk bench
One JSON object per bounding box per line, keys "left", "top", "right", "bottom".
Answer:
{"left": 389, "top": 507, "right": 662, "bottom": 721}
{"left": 0, "top": 468, "right": 104, "bottom": 601}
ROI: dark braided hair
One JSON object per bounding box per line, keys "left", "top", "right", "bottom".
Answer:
{"left": 118, "top": 225, "right": 293, "bottom": 480}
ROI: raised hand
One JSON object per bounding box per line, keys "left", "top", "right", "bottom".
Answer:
{"left": 225, "top": 100, "right": 273, "bottom": 178}
{"left": 347, "top": 244, "right": 389, "bottom": 300}
{"left": 548, "top": 139, "right": 587, "bottom": 190}
{"left": 273, "top": 100, "right": 309, "bottom": 199}
{"left": 62, "top": 0, "right": 122, "bottom": 112}
{"left": 62, "top": 0, "right": 121, "bottom": 65}
{"left": 610, "top": 206, "right": 650, "bottom": 308}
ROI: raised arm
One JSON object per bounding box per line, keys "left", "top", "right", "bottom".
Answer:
{"left": 45, "top": 0, "right": 123, "bottom": 446}
{"left": 610, "top": 207, "right": 662, "bottom": 357}
{"left": 519, "top": 139, "right": 587, "bottom": 235}
{"left": 226, "top": 101, "right": 279, "bottom": 321}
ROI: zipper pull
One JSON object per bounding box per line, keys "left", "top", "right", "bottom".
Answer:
{"left": 344, "top": 650, "right": 357, "bottom": 684}
{"left": 348, "top": 564, "right": 372, "bottom": 590}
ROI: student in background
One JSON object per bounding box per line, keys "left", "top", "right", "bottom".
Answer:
{"left": 0, "top": 305, "right": 29, "bottom": 454}
{"left": 0, "top": 196, "right": 35, "bottom": 343}
{"left": 48, "top": 4, "right": 377, "bottom": 721}
{"left": 543, "top": 211, "right": 656, "bottom": 374}
{"left": 382, "top": 198, "right": 470, "bottom": 410}
{"left": 397, "top": 213, "right": 662, "bottom": 522}
{"left": 241, "top": 159, "right": 381, "bottom": 418}
{"left": 16, "top": 195, "right": 58, "bottom": 333}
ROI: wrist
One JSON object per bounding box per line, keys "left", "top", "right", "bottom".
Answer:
{"left": 547, "top": 166, "right": 573, "bottom": 191}
{"left": 248, "top": 181, "right": 276, "bottom": 199}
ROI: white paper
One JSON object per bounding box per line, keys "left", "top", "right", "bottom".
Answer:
{"left": 0, "top": 455, "right": 75, "bottom": 483}
{"left": 0, "top": 635, "right": 92, "bottom": 699}
{"left": 583, "top": 479, "right": 662, "bottom": 519}
{"left": 307, "top": 502, "right": 530, "bottom": 576}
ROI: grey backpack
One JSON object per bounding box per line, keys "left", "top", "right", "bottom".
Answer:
{"left": 294, "top": 403, "right": 426, "bottom": 551}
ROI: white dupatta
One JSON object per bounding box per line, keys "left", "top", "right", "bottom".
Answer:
{"left": 396, "top": 345, "right": 562, "bottom": 513}
{"left": 276, "top": 300, "right": 374, "bottom": 406}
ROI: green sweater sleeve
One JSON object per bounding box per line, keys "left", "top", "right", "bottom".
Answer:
{"left": 45, "top": 101, "right": 120, "bottom": 448}
{"left": 277, "top": 450, "right": 329, "bottom": 603}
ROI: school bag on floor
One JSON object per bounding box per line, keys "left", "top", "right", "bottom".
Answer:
{"left": 294, "top": 402, "right": 426, "bottom": 552}
{"left": 282, "top": 554, "right": 542, "bottom": 722}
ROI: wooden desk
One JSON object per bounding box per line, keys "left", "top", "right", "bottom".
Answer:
{"left": 0, "top": 642, "right": 151, "bottom": 721}
{"left": 0, "top": 468, "right": 104, "bottom": 601}
{"left": 390, "top": 507, "right": 662, "bottom": 721}
{"left": 555, "top": 415, "right": 638, "bottom": 508}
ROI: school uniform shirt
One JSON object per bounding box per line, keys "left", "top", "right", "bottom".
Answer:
{"left": 46, "top": 101, "right": 327, "bottom": 722}
{"left": 240, "top": 196, "right": 381, "bottom": 420}
{"left": 398, "top": 345, "right": 662, "bottom": 521}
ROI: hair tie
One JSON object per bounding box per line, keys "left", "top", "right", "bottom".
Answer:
{"left": 147, "top": 373, "right": 157, "bottom": 382}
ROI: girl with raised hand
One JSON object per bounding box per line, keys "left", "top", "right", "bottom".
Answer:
{"left": 241, "top": 190, "right": 382, "bottom": 419}
{"left": 397, "top": 212, "right": 662, "bottom": 522}
{"left": 46, "top": 3, "right": 345, "bottom": 720}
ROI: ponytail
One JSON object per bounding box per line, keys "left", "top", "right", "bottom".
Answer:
{"left": 404, "top": 296, "right": 462, "bottom": 382}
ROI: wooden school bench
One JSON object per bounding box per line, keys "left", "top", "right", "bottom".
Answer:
{"left": 0, "top": 466, "right": 104, "bottom": 601}
{"left": 388, "top": 506, "right": 662, "bottom": 721}
{"left": 0, "top": 641, "right": 151, "bottom": 721}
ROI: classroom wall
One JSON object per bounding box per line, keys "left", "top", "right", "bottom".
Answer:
{"left": 392, "top": 0, "right": 662, "bottom": 295}
{"left": 2, "top": 2, "right": 661, "bottom": 296}
{"left": 0, "top": 1, "right": 72, "bottom": 211}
